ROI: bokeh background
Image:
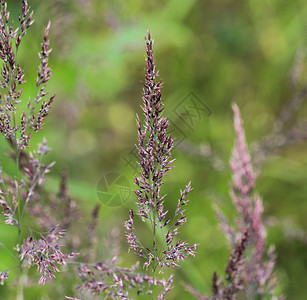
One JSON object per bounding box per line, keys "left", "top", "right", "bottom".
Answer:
{"left": 1, "top": 0, "right": 307, "bottom": 299}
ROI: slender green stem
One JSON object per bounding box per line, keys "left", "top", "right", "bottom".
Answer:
{"left": 16, "top": 151, "right": 22, "bottom": 262}
{"left": 152, "top": 269, "right": 156, "bottom": 300}
{"left": 15, "top": 146, "right": 24, "bottom": 300}
{"left": 16, "top": 272, "right": 26, "bottom": 300}
{"left": 16, "top": 148, "right": 21, "bottom": 225}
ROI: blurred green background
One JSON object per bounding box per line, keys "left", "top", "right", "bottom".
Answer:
{"left": 1, "top": 0, "right": 307, "bottom": 299}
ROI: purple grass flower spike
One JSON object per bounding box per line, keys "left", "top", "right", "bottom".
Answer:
{"left": 125, "top": 30, "right": 197, "bottom": 296}
{"left": 230, "top": 104, "right": 279, "bottom": 297}
{"left": 0, "top": 0, "right": 54, "bottom": 150}
{"left": 186, "top": 104, "right": 283, "bottom": 300}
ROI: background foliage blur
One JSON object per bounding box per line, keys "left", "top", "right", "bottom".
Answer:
{"left": 1, "top": 0, "right": 307, "bottom": 299}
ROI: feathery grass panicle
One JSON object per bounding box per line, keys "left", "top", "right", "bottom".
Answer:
{"left": 0, "top": 1, "right": 75, "bottom": 290}
{"left": 187, "top": 104, "right": 282, "bottom": 300}
{"left": 0, "top": 0, "right": 54, "bottom": 150}
{"left": 230, "top": 104, "right": 279, "bottom": 298}
{"left": 125, "top": 30, "right": 197, "bottom": 298}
